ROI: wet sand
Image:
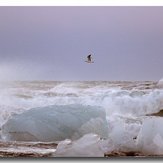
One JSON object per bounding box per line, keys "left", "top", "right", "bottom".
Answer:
{"left": 0, "top": 141, "right": 57, "bottom": 157}
{"left": 0, "top": 140, "right": 162, "bottom": 157}
{"left": 147, "top": 109, "right": 163, "bottom": 117}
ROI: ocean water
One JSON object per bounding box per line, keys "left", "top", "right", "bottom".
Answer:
{"left": 0, "top": 81, "right": 163, "bottom": 157}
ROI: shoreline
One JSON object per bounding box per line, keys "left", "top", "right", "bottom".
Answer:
{"left": 0, "top": 139, "right": 162, "bottom": 157}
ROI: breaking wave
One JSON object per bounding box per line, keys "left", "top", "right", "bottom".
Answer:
{"left": 1, "top": 81, "right": 163, "bottom": 155}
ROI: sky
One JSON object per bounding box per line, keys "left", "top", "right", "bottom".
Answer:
{"left": 0, "top": 7, "right": 163, "bottom": 81}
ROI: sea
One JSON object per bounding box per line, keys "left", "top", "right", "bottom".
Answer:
{"left": 0, "top": 81, "right": 163, "bottom": 157}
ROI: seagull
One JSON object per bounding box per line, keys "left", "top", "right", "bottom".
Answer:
{"left": 85, "top": 54, "right": 94, "bottom": 63}
{"left": 87, "top": 54, "right": 92, "bottom": 62}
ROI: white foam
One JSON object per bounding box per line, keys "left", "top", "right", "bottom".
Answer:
{"left": 157, "top": 78, "right": 163, "bottom": 88}
{"left": 1, "top": 82, "right": 162, "bottom": 118}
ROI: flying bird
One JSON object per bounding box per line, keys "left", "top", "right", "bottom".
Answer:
{"left": 85, "top": 54, "right": 94, "bottom": 63}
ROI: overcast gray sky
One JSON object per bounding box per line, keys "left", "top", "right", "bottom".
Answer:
{"left": 0, "top": 7, "right": 163, "bottom": 81}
